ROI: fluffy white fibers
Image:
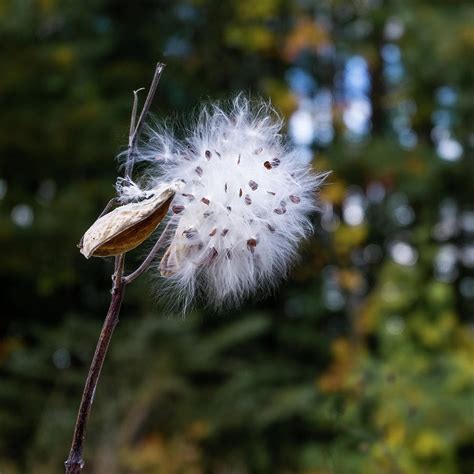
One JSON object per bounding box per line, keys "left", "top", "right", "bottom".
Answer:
{"left": 119, "top": 96, "right": 326, "bottom": 310}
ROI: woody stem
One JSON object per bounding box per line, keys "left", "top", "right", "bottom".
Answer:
{"left": 65, "top": 62, "right": 165, "bottom": 473}
{"left": 123, "top": 222, "right": 173, "bottom": 285}
{"left": 64, "top": 257, "right": 125, "bottom": 474}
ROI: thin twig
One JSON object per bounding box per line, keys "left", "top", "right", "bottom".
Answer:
{"left": 123, "top": 221, "right": 173, "bottom": 285}
{"left": 125, "top": 63, "right": 165, "bottom": 179}
{"left": 65, "top": 63, "right": 165, "bottom": 474}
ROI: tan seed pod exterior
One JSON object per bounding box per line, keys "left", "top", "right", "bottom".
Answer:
{"left": 80, "top": 189, "right": 175, "bottom": 258}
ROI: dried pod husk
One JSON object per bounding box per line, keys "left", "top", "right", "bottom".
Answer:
{"left": 79, "top": 188, "right": 175, "bottom": 258}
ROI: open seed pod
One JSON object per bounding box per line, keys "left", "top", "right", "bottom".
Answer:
{"left": 79, "top": 187, "right": 175, "bottom": 258}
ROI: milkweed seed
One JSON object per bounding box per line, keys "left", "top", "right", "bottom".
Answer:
{"left": 289, "top": 195, "right": 301, "bottom": 203}
{"left": 172, "top": 205, "right": 185, "bottom": 214}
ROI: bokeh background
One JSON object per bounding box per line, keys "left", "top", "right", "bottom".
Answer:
{"left": 1, "top": 0, "right": 473, "bottom": 473}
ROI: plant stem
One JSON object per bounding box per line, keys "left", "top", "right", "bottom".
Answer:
{"left": 65, "top": 62, "right": 165, "bottom": 473}
{"left": 64, "top": 261, "right": 125, "bottom": 474}
{"left": 125, "top": 62, "right": 165, "bottom": 179}
{"left": 122, "top": 222, "right": 173, "bottom": 285}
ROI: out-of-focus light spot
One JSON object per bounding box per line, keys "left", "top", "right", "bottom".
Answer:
{"left": 321, "top": 203, "right": 340, "bottom": 232}
{"left": 398, "top": 129, "right": 418, "bottom": 149}
{"left": 431, "top": 125, "right": 450, "bottom": 143}
{"left": 384, "top": 18, "right": 404, "bottom": 40}
{"left": 389, "top": 241, "right": 418, "bottom": 266}
{"left": 37, "top": 179, "right": 56, "bottom": 202}
{"left": 386, "top": 315, "right": 405, "bottom": 335}
{"left": 289, "top": 108, "right": 314, "bottom": 146}
{"left": 437, "top": 137, "right": 463, "bottom": 161}
{"left": 324, "top": 289, "right": 345, "bottom": 311}
{"left": 343, "top": 189, "right": 367, "bottom": 226}
{"left": 94, "top": 17, "right": 111, "bottom": 33}
{"left": 433, "top": 200, "right": 459, "bottom": 241}
{"left": 0, "top": 178, "right": 7, "bottom": 199}
{"left": 351, "top": 19, "right": 373, "bottom": 39}
{"left": 384, "top": 63, "right": 404, "bottom": 84}
{"left": 381, "top": 281, "right": 402, "bottom": 304}
{"left": 286, "top": 67, "right": 316, "bottom": 96}
{"left": 296, "top": 146, "right": 314, "bottom": 165}
{"left": 460, "top": 277, "right": 474, "bottom": 299}
{"left": 436, "top": 86, "right": 458, "bottom": 107}
{"left": 366, "top": 181, "right": 385, "bottom": 203}
{"left": 432, "top": 110, "right": 453, "bottom": 128}
{"left": 388, "top": 193, "right": 415, "bottom": 226}
{"left": 343, "top": 98, "right": 372, "bottom": 135}
{"left": 461, "top": 211, "right": 474, "bottom": 233}
{"left": 363, "top": 244, "right": 383, "bottom": 264}
{"left": 163, "top": 36, "right": 191, "bottom": 58}
{"left": 313, "top": 88, "right": 334, "bottom": 146}
{"left": 322, "top": 266, "right": 346, "bottom": 311}
{"left": 344, "top": 56, "right": 371, "bottom": 97}
{"left": 434, "top": 244, "right": 458, "bottom": 282}
{"left": 11, "top": 204, "right": 34, "bottom": 228}
{"left": 175, "top": 4, "right": 198, "bottom": 21}
{"left": 381, "top": 43, "right": 401, "bottom": 63}
{"left": 393, "top": 204, "right": 415, "bottom": 226}
{"left": 461, "top": 244, "right": 474, "bottom": 268}
{"left": 53, "top": 348, "right": 71, "bottom": 369}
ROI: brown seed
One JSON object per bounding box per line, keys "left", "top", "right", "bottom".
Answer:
{"left": 204, "top": 247, "right": 218, "bottom": 264}
{"left": 249, "top": 180, "right": 258, "bottom": 190}
{"left": 289, "top": 195, "right": 301, "bottom": 204}
{"left": 172, "top": 205, "right": 185, "bottom": 214}
{"left": 245, "top": 194, "right": 252, "bottom": 205}
{"left": 271, "top": 158, "right": 280, "bottom": 167}
{"left": 274, "top": 208, "right": 286, "bottom": 215}
{"left": 195, "top": 166, "right": 203, "bottom": 176}
{"left": 183, "top": 228, "right": 198, "bottom": 239}
{"left": 239, "top": 188, "right": 243, "bottom": 197}
{"left": 264, "top": 161, "right": 272, "bottom": 170}
{"left": 224, "top": 183, "right": 228, "bottom": 192}
{"left": 209, "top": 228, "right": 217, "bottom": 236}
{"left": 205, "top": 150, "right": 211, "bottom": 160}
{"left": 237, "top": 154, "right": 241, "bottom": 165}
{"left": 221, "top": 228, "right": 229, "bottom": 236}
{"left": 247, "top": 238, "right": 257, "bottom": 253}
{"left": 267, "top": 224, "right": 275, "bottom": 232}
{"left": 254, "top": 147, "right": 263, "bottom": 155}
{"left": 226, "top": 206, "right": 232, "bottom": 211}
{"left": 201, "top": 197, "right": 210, "bottom": 205}
{"left": 267, "top": 191, "right": 276, "bottom": 196}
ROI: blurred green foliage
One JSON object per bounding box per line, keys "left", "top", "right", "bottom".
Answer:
{"left": 0, "top": 0, "right": 473, "bottom": 473}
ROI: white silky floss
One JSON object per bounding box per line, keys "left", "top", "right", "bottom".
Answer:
{"left": 119, "top": 96, "right": 325, "bottom": 310}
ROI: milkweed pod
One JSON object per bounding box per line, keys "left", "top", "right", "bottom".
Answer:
{"left": 79, "top": 187, "right": 175, "bottom": 258}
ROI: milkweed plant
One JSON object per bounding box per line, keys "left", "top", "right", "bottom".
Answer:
{"left": 65, "top": 63, "right": 327, "bottom": 474}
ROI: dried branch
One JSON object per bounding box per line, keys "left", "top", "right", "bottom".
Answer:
{"left": 65, "top": 63, "right": 166, "bottom": 474}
